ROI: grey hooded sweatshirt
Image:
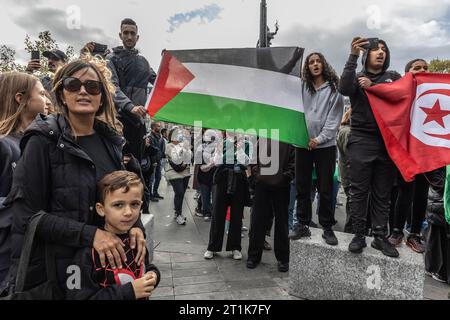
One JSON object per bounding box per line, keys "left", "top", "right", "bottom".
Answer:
{"left": 302, "top": 81, "right": 344, "bottom": 149}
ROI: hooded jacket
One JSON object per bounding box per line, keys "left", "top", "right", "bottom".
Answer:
{"left": 338, "top": 40, "right": 401, "bottom": 136}
{"left": 2, "top": 114, "right": 144, "bottom": 294}
{"left": 107, "top": 47, "right": 157, "bottom": 124}
{"left": 302, "top": 81, "right": 344, "bottom": 149}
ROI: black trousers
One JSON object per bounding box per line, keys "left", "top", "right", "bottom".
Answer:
{"left": 296, "top": 146, "right": 336, "bottom": 228}
{"left": 207, "top": 172, "right": 246, "bottom": 252}
{"left": 393, "top": 174, "right": 429, "bottom": 234}
{"left": 170, "top": 177, "right": 190, "bottom": 216}
{"left": 248, "top": 185, "right": 290, "bottom": 263}
{"left": 347, "top": 133, "right": 395, "bottom": 236}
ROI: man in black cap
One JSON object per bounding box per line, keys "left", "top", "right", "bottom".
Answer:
{"left": 26, "top": 49, "right": 67, "bottom": 93}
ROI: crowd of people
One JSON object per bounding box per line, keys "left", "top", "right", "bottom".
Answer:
{"left": 0, "top": 16, "right": 448, "bottom": 300}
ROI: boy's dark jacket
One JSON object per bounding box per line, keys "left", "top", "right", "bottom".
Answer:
{"left": 67, "top": 233, "right": 160, "bottom": 300}
{"left": 338, "top": 40, "right": 401, "bottom": 136}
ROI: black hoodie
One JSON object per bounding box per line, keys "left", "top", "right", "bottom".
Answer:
{"left": 338, "top": 40, "right": 401, "bottom": 136}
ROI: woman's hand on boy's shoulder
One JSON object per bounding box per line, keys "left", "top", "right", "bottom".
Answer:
{"left": 130, "top": 227, "right": 147, "bottom": 265}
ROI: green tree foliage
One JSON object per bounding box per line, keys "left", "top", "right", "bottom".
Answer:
{"left": 0, "top": 45, "right": 25, "bottom": 72}
{"left": 429, "top": 58, "right": 450, "bottom": 73}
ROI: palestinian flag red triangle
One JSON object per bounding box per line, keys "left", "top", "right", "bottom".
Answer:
{"left": 147, "top": 51, "right": 195, "bottom": 117}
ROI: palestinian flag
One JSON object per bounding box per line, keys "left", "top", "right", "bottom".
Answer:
{"left": 146, "top": 47, "right": 309, "bottom": 147}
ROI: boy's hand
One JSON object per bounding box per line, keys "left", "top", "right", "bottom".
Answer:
{"left": 132, "top": 273, "right": 155, "bottom": 299}
{"left": 93, "top": 229, "right": 127, "bottom": 269}
{"left": 130, "top": 227, "right": 147, "bottom": 265}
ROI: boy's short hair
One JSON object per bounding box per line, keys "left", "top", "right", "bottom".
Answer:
{"left": 97, "top": 171, "right": 143, "bottom": 204}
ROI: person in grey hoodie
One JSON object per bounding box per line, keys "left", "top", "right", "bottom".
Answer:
{"left": 107, "top": 18, "right": 157, "bottom": 163}
{"left": 289, "top": 52, "right": 344, "bottom": 245}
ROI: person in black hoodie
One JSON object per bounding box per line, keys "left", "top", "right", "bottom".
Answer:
{"left": 246, "top": 139, "right": 295, "bottom": 272}
{"left": 107, "top": 18, "right": 157, "bottom": 163}
{"left": 339, "top": 37, "right": 401, "bottom": 258}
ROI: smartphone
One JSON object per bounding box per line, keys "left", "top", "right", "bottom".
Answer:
{"left": 362, "top": 38, "right": 379, "bottom": 50}
{"left": 92, "top": 43, "right": 108, "bottom": 55}
{"left": 31, "top": 50, "right": 40, "bottom": 60}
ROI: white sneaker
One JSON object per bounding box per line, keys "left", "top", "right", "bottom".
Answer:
{"left": 204, "top": 250, "right": 214, "bottom": 259}
{"left": 232, "top": 250, "right": 242, "bottom": 260}
{"left": 176, "top": 215, "right": 186, "bottom": 225}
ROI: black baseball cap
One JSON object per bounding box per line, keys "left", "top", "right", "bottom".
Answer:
{"left": 43, "top": 49, "right": 67, "bottom": 62}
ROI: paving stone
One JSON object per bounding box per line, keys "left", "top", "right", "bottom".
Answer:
{"left": 225, "top": 278, "right": 278, "bottom": 291}
{"left": 172, "top": 266, "right": 220, "bottom": 278}
{"left": 174, "top": 282, "right": 228, "bottom": 296}
{"left": 153, "top": 251, "right": 171, "bottom": 264}
{"left": 173, "top": 274, "right": 225, "bottom": 286}
{"left": 172, "top": 260, "right": 217, "bottom": 270}
{"left": 152, "top": 286, "right": 174, "bottom": 298}
{"left": 171, "top": 252, "right": 206, "bottom": 263}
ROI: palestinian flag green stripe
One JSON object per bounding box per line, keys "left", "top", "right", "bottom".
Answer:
{"left": 153, "top": 92, "right": 309, "bottom": 146}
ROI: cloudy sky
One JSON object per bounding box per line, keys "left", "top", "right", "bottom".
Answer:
{"left": 1, "top": 0, "right": 449, "bottom": 74}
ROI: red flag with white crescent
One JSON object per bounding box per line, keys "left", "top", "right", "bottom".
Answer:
{"left": 366, "top": 72, "right": 450, "bottom": 182}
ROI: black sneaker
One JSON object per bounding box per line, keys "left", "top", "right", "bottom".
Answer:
{"left": 277, "top": 261, "right": 289, "bottom": 272}
{"left": 149, "top": 196, "right": 159, "bottom": 202}
{"left": 348, "top": 235, "right": 367, "bottom": 253}
{"left": 309, "top": 221, "right": 319, "bottom": 228}
{"left": 371, "top": 236, "right": 399, "bottom": 258}
{"left": 288, "top": 224, "right": 311, "bottom": 240}
{"left": 322, "top": 229, "right": 338, "bottom": 246}
{"left": 246, "top": 260, "right": 259, "bottom": 269}
{"left": 153, "top": 193, "right": 164, "bottom": 200}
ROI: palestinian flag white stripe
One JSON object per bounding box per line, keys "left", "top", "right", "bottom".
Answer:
{"left": 181, "top": 63, "right": 304, "bottom": 113}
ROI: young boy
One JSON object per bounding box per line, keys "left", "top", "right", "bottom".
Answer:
{"left": 67, "top": 171, "right": 161, "bottom": 300}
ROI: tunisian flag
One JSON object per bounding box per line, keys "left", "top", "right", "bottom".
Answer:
{"left": 366, "top": 73, "right": 450, "bottom": 182}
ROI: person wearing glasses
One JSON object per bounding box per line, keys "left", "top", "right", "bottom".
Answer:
{"left": 0, "top": 56, "right": 147, "bottom": 299}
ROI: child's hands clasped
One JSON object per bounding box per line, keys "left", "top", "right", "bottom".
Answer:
{"left": 132, "top": 272, "right": 158, "bottom": 299}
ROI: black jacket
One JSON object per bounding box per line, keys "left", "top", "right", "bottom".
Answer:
{"left": 425, "top": 168, "right": 448, "bottom": 228}
{"left": 107, "top": 47, "right": 156, "bottom": 117}
{"left": 3, "top": 114, "right": 144, "bottom": 292}
{"left": 251, "top": 139, "right": 295, "bottom": 189}
{"left": 0, "top": 134, "right": 21, "bottom": 200}
{"left": 338, "top": 41, "right": 401, "bottom": 136}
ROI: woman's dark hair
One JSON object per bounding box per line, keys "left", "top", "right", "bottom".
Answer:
{"left": 404, "top": 59, "right": 427, "bottom": 73}
{"left": 302, "top": 52, "right": 339, "bottom": 94}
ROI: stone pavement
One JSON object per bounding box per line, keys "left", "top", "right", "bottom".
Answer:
{"left": 141, "top": 177, "right": 449, "bottom": 300}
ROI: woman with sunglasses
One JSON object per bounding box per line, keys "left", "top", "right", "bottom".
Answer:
{"left": 0, "top": 72, "right": 47, "bottom": 283}
{"left": 1, "top": 56, "right": 146, "bottom": 298}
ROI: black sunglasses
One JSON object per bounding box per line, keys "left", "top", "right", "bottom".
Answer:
{"left": 62, "top": 77, "right": 103, "bottom": 95}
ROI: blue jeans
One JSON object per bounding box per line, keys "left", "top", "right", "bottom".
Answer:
{"left": 288, "top": 180, "right": 298, "bottom": 231}
{"left": 199, "top": 183, "right": 212, "bottom": 217}
{"left": 150, "top": 160, "right": 162, "bottom": 195}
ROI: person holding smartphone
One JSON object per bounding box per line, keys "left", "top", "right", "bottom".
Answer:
{"left": 26, "top": 49, "right": 68, "bottom": 101}
{"left": 338, "top": 37, "right": 402, "bottom": 257}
